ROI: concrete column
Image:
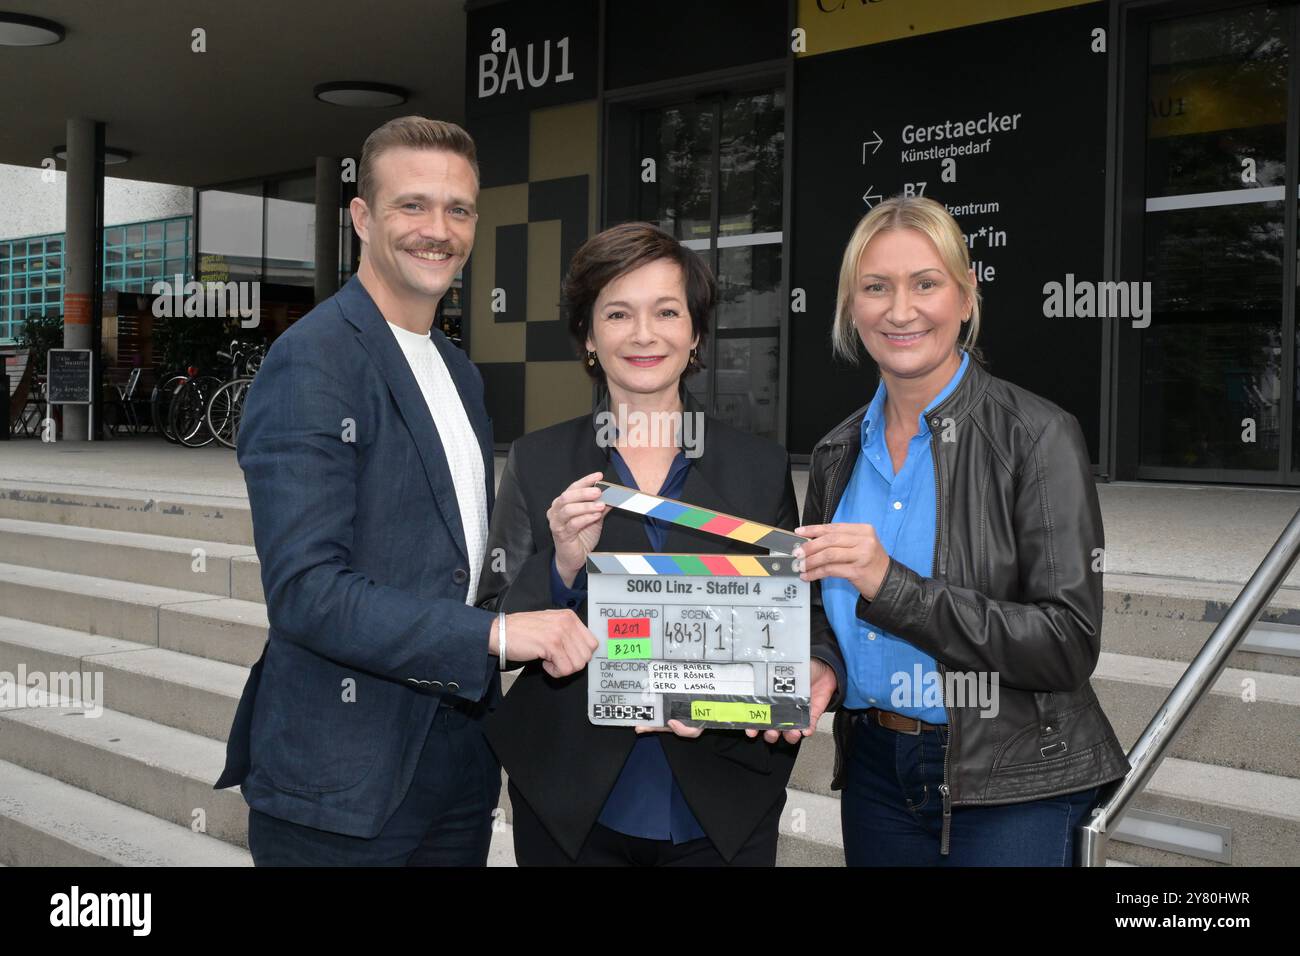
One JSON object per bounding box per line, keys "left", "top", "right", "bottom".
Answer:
{"left": 314, "top": 156, "right": 341, "bottom": 304}
{"left": 62, "top": 118, "right": 104, "bottom": 441}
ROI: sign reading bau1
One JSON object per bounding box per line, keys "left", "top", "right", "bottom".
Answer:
{"left": 465, "top": 0, "right": 596, "bottom": 119}
{"left": 477, "top": 29, "right": 575, "bottom": 99}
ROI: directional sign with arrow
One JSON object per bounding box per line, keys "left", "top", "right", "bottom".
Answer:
{"left": 861, "top": 130, "right": 883, "bottom": 163}
{"left": 789, "top": 1, "right": 1107, "bottom": 462}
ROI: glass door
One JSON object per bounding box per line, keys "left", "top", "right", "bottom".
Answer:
{"left": 1137, "top": 3, "right": 1295, "bottom": 482}
{"left": 619, "top": 87, "right": 787, "bottom": 442}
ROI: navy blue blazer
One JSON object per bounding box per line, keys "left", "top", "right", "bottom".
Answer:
{"left": 214, "top": 274, "right": 499, "bottom": 839}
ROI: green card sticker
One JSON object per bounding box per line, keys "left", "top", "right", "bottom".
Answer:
{"left": 608, "top": 638, "right": 651, "bottom": 660}
{"left": 691, "top": 701, "right": 772, "bottom": 724}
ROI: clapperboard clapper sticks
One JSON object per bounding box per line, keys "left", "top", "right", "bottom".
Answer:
{"left": 585, "top": 481, "right": 812, "bottom": 731}
{"left": 591, "top": 480, "right": 808, "bottom": 556}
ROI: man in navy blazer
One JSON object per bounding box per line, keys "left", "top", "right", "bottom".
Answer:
{"left": 215, "top": 116, "right": 597, "bottom": 866}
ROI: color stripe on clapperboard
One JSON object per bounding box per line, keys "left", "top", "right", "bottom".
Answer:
{"left": 593, "top": 480, "right": 808, "bottom": 556}
{"left": 586, "top": 552, "right": 798, "bottom": 577}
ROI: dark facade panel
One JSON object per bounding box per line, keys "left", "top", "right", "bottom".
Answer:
{"left": 493, "top": 223, "right": 528, "bottom": 323}
{"left": 789, "top": 2, "right": 1108, "bottom": 460}
{"left": 469, "top": 111, "right": 531, "bottom": 187}
{"left": 604, "top": 0, "right": 788, "bottom": 89}
{"left": 478, "top": 360, "right": 527, "bottom": 440}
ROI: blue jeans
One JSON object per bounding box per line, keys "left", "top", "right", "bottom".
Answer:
{"left": 248, "top": 703, "right": 501, "bottom": 866}
{"left": 841, "top": 712, "right": 1099, "bottom": 866}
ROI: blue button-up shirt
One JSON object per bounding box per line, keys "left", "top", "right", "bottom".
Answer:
{"left": 822, "top": 352, "right": 969, "bottom": 723}
{"left": 549, "top": 448, "right": 707, "bottom": 844}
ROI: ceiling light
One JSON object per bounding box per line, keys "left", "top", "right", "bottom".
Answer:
{"left": 0, "top": 12, "right": 64, "bottom": 46}
{"left": 53, "top": 145, "right": 133, "bottom": 165}
{"left": 314, "top": 81, "right": 408, "bottom": 108}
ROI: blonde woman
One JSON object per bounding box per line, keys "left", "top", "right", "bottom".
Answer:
{"left": 795, "top": 196, "right": 1128, "bottom": 865}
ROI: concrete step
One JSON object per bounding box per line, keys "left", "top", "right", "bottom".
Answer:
{"left": 1104, "top": 572, "right": 1300, "bottom": 677}
{"left": 0, "top": 500, "right": 1290, "bottom": 867}
{"left": 1112, "top": 757, "right": 1300, "bottom": 867}
{"left": 0, "top": 481, "right": 253, "bottom": 546}
{"left": 1093, "top": 651, "right": 1300, "bottom": 779}
{"left": 790, "top": 750, "right": 1300, "bottom": 866}
{"left": 231, "top": 555, "right": 264, "bottom": 603}
{"left": 0, "top": 696, "right": 248, "bottom": 847}
{"left": 485, "top": 721, "right": 844, "bottom": 866}
{"left": 0, "top": 517, "right": 257, "bottom": 597}
{"left": 0, "top": 616, "right": 246, "bottom": 741}
{"left": 790, "top": 713, "right": 837, "bottom": 799}
{"left": 778, "top": 787, "right": 844, "bottom": 866}
{"left": 0, "top": 562, "right": 267, "bottom": 668}
{"left": 156, "top": 596, "right": 266, "bottom": 667}
{"left": 488, "top": 822, "right": 516, "bottom": 866}
{"left": 786, "top": 711, "right": 1298, "bottom": 866}
{"left": 788, "top": 652, "right": 1300, "bottom": 793}
{"left": 0, "top": 758, "right": 250, "bottom": 866}
{"left": 8, "top": 669, "right": 1277, "bottom": 866}
{"left": 493, "top": 776, "right": 845, "bottom": 865}
{"left": 0, "top": 659, "right": 508, "bottom": 867}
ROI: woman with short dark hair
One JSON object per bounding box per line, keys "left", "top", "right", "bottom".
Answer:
{"left": 477, "top": 221, "right": 846, "bottom": 866}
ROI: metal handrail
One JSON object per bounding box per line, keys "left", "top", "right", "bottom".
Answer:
{"left": 1077, "top": 504, "right": 1300, "bottom": 865}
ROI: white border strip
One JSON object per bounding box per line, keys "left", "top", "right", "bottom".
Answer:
{"left": 620, "top": 555, "right": 657, "bottom": 575}
{"left": 681, "top": 231, "right": 783, "bottom": 251}
{"left": 1145, "top": 186, "right": 1286, "bottom": 212}
{"left": 616, "top": 492, "right": 660, "bottom": 515}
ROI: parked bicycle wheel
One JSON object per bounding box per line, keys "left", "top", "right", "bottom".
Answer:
{"left": 151, "top": 373, "right": 189, "bottom": 443}
{"left": 206, "top": 377, "right": 252, "bottom": 449}
{"left": 169, "top": 375, "right": 222, "bottom": 447}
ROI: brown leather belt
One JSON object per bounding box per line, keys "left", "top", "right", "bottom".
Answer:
{"left": 864, "top": 707, "right": 944, "bottom": 735}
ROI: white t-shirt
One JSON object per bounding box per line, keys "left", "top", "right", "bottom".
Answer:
{"left": 385, "top": 321, "right": 488, "bottom": 605}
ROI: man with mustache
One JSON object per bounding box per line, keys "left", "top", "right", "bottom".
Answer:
{"left": 215, "top": 116, "right": 597, "bottom": 865}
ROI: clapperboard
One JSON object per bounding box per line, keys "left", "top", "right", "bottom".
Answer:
{"left": 586, "top": 481, "right": 810, "bottom": 731}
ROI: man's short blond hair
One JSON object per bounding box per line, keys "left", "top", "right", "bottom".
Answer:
{"left": 357, "top": 116, "right": 480, "bottom": 207}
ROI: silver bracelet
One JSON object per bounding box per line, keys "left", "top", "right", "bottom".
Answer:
{"left": 497, "top": 609, "right": 508, "bottom": 671}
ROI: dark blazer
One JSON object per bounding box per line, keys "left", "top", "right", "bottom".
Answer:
{"left": 215, "top": 274, "right": 499, "bottom": 839}
{"left": 476, "top": 393, "right": 847, "bottom": 862}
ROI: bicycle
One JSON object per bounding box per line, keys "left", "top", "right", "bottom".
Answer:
{"left": 169, "top": 371, "right": 223, "bottom": 447}
{"left": 205, "top": 341, "right": 265, "bottom": 449}
{"left": 151, "top": 368, "right": 195, "bottom": 443}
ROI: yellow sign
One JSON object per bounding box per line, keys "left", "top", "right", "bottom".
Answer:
{"left": 797, "top": 0, "right": 1096, "bottom": 57}
{"left": 691, "top": 701, "right": 772, "bottom": 724}
{"left": 1147, "top": 63, "right": 1287, "bottom": 139}
{"left": 199, "top": 253, "right": 230, "bottom": 284}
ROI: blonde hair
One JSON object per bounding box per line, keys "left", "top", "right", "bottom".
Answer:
{"left": 357, "top": 116, "right": 479, "bottom": 208}
{"left": 831, "top": 195, "right": 981, "bottom": 364}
